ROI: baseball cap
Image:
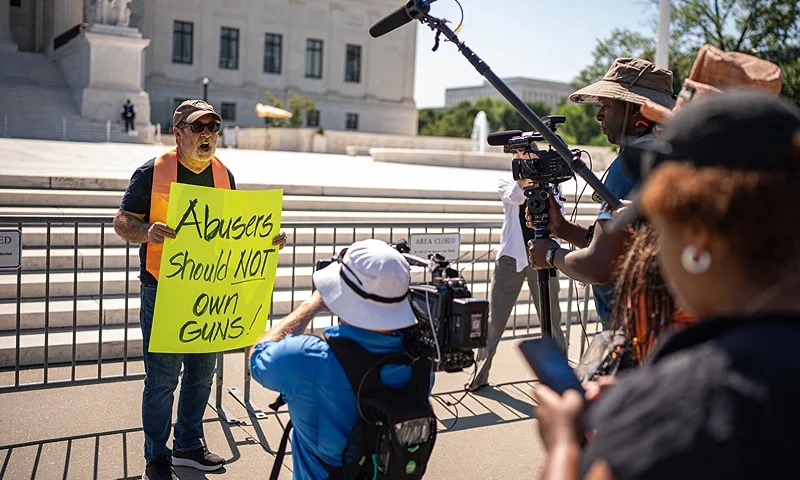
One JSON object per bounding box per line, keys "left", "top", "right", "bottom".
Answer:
{"left": 173, "top": 100, "right": 222, "bottom": 127}
{"left": 608, "top": 89, "right": 800, "bottom": 233}
{"left": 311, "top": 239, "right": 418, "bottom": 331}
{"left": 569, "top": 58, "right": 676, "bottom": 110}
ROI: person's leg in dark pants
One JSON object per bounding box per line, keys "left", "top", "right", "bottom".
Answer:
{"left": 125, "top": 117, "right": 134, "bottom": 132}
{"left": 139, "top": 284, "right": 181, "bottom": 479}
{"left": 173, "top": 352, "right": 216, "bottom": 452}
{"left": 524, "top": 268, "right": 567, "bottom": 355}
{"left": 470, "top": 256, "right": 525, "bottom": 390}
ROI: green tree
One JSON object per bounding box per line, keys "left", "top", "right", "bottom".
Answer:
{"left": 577, "top": 1, "right": 800, "bottom": 104}
{"left": 553, "top": 103, "right": 611, "bottom": 147}
{"left": 287, "top": 91, "right": 316, "bottom": 128}
{"left": 664, "top": 0, "right": 800, "bottom": 103}
{"left": 263, "top": 90, "right": 316, "bottom": 128}
{"left": 499, "top": 101, "right": 552, "bottom": 133}
{"left": 417, "top": 97, "right": 551, "bottom": 138}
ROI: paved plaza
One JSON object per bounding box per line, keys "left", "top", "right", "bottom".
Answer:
{"left": 0, "top": 138, "right": 597, "bottom": 199}
{"left": 0, "top": 333, "right": 599, "bottom": 479}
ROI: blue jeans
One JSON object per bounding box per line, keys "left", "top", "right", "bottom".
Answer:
{"left": 140, "top": 284, "right": 217, "bottom": 462}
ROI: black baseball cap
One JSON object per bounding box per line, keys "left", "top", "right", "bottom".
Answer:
{"left": 608, "top": 88, "right": 800, "bottom": 233}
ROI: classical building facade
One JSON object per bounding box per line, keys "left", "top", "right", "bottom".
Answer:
{"left": 1, "top": 0, "right": 419, "bottom": 136}
{"left": 445, "top": 77, "right": 575, "bottom": 110}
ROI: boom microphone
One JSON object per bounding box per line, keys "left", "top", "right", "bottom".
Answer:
{"left": 367, "top": 0, "right": 622, "bottom": 210}
{"left": 369, "top": 0, "right": 436, "bottom": 38}
{"left": 487, "top": 130, "right": 523, "bottom": 146}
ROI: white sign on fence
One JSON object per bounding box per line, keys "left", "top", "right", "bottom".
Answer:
{"left": 409, "top": 232, "right": 461, "bottom": 262}
{"left": 0, "top": 229, "right": 21, "bottom": 269}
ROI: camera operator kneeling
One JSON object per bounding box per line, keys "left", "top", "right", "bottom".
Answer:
{"left": 534, "top": 90, "right": 800, "bottom": 480}
{"left": 250, "top": 239, "right": 436, "bottom": 480}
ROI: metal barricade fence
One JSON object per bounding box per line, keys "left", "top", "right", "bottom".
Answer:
{"left": 0, "top": 216, "right": 599, "bottom": 418}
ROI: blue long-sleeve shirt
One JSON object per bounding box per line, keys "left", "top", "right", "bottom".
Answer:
{"left": 592, "top": 133, "right": 651, "bottom": 328}
{"left": 250, "top": 324, "right": 434, "bottom": 480}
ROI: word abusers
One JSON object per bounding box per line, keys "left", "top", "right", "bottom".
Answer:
{"left": 149, "top": 184, "right": 283, "bottom": 354}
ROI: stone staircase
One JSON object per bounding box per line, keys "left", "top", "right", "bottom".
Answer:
{"left": 0, "top": 179, "right": 602, "bottom": 369}
{"left": 0, "top": 50, "right": 153, "bottom": 144}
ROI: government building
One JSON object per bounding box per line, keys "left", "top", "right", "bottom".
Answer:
{"left": 445, "top": 77, "right": 574, "bottom": 110}
{"left": 0, "top": 0, "right": 419, "bottom": 140}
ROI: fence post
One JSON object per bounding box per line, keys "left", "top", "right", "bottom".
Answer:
{"left": 106, "top": 120, "right": 111, "bottom": 142}
{"left": 62, "top": 118, "right": 67, "bottom": 141}
{"left": 229, "top": 346, "right": 267, "bottom": 418}
{"left": 209, "top": 352, "right": 239, "bottom": 424}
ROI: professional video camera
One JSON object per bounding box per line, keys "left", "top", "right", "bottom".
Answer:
{"left": 488, "top": 115, "right": 579, "bottom": 239}
{"left": 393, "top": 240, "right": 489, "bottom": 373}
{"left": 488, "top": 115, "right": 584, "bottom": 339}
{"left": 314, "top": 241, "right": 489, "bottom": 373}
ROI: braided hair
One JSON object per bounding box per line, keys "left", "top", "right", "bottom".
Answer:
{"left": 611, "top": 222, "right": 681, "bottom": 364}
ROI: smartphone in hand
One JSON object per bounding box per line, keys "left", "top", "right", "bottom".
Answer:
{"left": 518, "top": 337, "right": 585, "bottom": 397}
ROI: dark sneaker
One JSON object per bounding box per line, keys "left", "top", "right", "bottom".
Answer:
{"left": 143, "top": 455, "right": 178, "bottom": 480}
{"left": 172, "top": 446, "right": 225, "bottom": 472}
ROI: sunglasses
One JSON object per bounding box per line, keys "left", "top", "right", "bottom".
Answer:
{"left": 182, "top": 121, "right": 221, "bottom": 133}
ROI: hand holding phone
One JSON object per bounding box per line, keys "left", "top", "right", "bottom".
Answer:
{"left": 518, "top": 337, "right": 585, "bottom": 397}
{"left": 521, "top": 338, "right": 589, "bottom": 449}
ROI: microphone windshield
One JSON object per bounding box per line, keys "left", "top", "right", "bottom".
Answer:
{"left": 487, "top": 130, "right": 522, "bottom": 146}
{"left": 369, "top": 0, "right": 436, "bottom": 38}
{"left": 369, "top": 4, "right": 413, "bottom": 38}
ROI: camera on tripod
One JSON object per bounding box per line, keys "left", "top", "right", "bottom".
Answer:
{"left": 489, "top": 115, "right": 580, "bottom": 238}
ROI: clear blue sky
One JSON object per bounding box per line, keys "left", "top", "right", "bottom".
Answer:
{"left": 412, "top": 0, "right": 660, "bottom": 108}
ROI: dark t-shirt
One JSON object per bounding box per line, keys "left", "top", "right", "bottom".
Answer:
{"left": 119, "top": 158, "right": 236, "bottom": 285}
{"left": 580, "top": 313, "right": 800, "bottom": 479}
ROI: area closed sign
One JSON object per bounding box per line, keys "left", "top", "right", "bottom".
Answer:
{"left": 409, "top": 232, "right": 461, "bottom": 262}
{"left": 0, "top": 229, "right": 21, "bottom": 269}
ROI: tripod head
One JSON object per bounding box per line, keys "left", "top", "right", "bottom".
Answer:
{"left": 523, "top": 183, "right": 554, "bottom": 241}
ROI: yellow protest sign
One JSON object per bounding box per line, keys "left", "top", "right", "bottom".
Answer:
{"left": 149, "top": 183, "right": 283, "bottom": 354}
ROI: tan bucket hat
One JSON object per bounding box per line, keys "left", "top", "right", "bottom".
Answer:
{"left": 640, "top": 44, "right": 782, "bottom": 123}
{"left": 569, "top": 58, "right": 676, "bottom": 109}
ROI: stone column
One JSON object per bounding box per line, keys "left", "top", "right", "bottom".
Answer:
{"left": 0, "top": 0, "right": 19, "bottom": 52}
{"left": 52, "top": 0, "right": 84, "bottom": 40}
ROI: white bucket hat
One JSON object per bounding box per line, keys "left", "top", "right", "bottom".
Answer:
{"left": 312, "top": 239, "right": 418, "bottom": 331}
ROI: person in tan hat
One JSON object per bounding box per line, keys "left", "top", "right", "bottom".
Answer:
{"left": 113, "top": 100, "right": 287, "bottom": 480}
{"left": 526, "top": 58, "right": 675, "bottom": 330}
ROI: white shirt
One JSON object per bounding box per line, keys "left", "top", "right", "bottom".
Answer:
{"left": 497, "top": 178, "right": 566, "bottom": 273}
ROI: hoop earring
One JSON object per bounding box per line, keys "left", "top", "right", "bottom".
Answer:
{"left": 681, "top": 245, "right": 711, "bottom": 275}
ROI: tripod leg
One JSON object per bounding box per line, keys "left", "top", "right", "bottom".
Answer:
{"left": 537, "top": 268, "right": 553, "bottom": 338}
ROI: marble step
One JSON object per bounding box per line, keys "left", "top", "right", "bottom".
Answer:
{"left": 1, "top": 254, "right": 583, "bottom": 301}
{"left": 0, "top": 189, "right": 566, "bottom": 214}
{"left": 0, "top": 179, "right": 592, "bottom": 203}
{"left": 3, "top": 225, "right": 512, "bottom": 249}
{"left": 0, "top": 277, "right": 593, "bottom": 331}
{"left": 0, "top": 200, "right": 600, "bottom": 218}
{"left": 0, "top": 297, "right": 598, "bottom": 368}
{"left": 13, "top": 242, "right": 501, "bottom": 271}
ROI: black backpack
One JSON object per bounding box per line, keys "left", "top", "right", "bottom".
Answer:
{"left": 268, "top": 335, "right": 437, "bottom": 480}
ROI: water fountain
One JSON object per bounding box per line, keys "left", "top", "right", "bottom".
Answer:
{"left": 470, "top": 111, "right": 490, "bottom": 154}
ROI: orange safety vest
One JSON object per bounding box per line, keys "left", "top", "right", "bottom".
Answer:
{"left": 145, "top": 149, "right": 231, "bottom": 280}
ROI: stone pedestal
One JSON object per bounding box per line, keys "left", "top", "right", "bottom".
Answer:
{"left": 51, "top": 23, "right": 151, "bottom": 127}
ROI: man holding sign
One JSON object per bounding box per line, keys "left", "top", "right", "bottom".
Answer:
{"left": 113, "top": 100, "right": 287, "bottom": 480}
